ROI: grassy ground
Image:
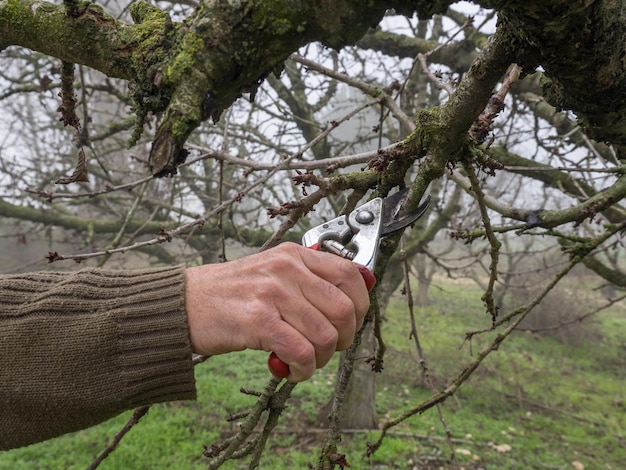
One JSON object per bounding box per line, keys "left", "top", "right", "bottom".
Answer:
{"left": 1, "top": 276, "right": 624, "bottom": 469}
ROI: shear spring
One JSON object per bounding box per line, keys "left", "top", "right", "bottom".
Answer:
{"left": 321, "top": 240, "right": 356, "bottom": 261}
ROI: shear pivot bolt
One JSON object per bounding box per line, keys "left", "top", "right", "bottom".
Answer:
{"left": 355, "top": 210, "right": 374, "bottom": 224}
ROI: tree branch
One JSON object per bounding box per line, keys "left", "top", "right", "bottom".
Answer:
{"left": 487, "top": 0, "right": 626, "bottom": 152}
{"left": 0, "top": 0, "right": 136, "bottom": 79}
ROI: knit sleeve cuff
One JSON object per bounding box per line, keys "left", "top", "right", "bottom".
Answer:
{"left": 0, "top": 265, "right": 196, "bottom": 449}
{"left": 108, "top": 265, "right": 197, "bottom": 406}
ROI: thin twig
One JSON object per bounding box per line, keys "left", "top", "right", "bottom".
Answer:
{"left": 316, "top": 309, "right": 372, "bottom": 469}
{"left": 415, "top": 16, "right": 474, "bottom": 96}
{"left": 96, "top": 182, "right": 147, "bottom": 267}
{"left": 417, "top": 52, "right": 454, "bottom": 95}
{"left": 470, "top": 64, "right": 521, "bottom": 143}
{"left": 207, "top": 377, "right": 282, "bottom": 468}
{"left": 462, "top": 161, "right": 501, "bottom": 323}
{"left": 86, "top": 406, "right": 150, "bottom": 470}
{"left": 24, "top": 152, "right": 214, "bottom": 200}
{"left": 186, "top": 143, "right": 402, "bottom": 172}
{"left": 502, "top": 165, "right": 625, "bottom": 174}
{"left": 247, "top": 381, "right": 298, "bottom": 468}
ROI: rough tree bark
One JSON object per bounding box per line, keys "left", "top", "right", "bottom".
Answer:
{"left": 486, "top": 0, "right": 626, "bottom": 152}
{"left": 2, "top": 1, "right": 625, "bottom": 171}
{"left": 0, "top": 0, "right": 448, "bottom": 176}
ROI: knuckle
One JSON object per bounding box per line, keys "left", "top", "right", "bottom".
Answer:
{"left": 335, "top": 294, "right": 356, "bottom": 318}
{"left": 265, "top": 244, "right": 304, "bottom": 275}
{"left": 291, "top": 341, "right": 315, "bottom": 366}
{"left": 315, "top": 327, "right": 339, "bottom": 352}
{"left": 334, "top": 257, "right": 360, "bottom": 279}
{"left": 275, "top": 241, "right": 302, "bottom": 258}
{"left": 331, "top": 295, "right": 356, "bottom": 329}
{"left": 250, "top": 270, "right": 292, "bottom": 302}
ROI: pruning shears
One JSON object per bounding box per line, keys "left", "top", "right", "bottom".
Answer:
{"left": 268, "top": 188, "right": 431, "bottom": 379}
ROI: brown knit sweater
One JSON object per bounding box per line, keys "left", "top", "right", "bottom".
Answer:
{"left": 0, "top": 266, "right": 197, "bottom": 450}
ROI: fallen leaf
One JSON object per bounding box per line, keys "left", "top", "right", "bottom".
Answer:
{"left": 492, "top": 443, "right": 512, "bottom": 453}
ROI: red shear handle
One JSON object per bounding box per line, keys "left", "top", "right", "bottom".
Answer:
{"left": 268, "top": 252, "right": 375, "bottom": 379}
{"left": 356, "top": 264, "right": 376, "bottom": 291}
{"left": 268, "top": 351, "right": 291, "bottom": 379}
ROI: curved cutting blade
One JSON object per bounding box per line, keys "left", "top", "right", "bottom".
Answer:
{"left": 381, "top": 189, "right": 431, "bottom": 236}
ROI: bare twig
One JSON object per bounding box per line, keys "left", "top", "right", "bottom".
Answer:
{"left": 247, "top": 381, "right": 298, "bottom": 468}
{"left": 417, "top": 52, "right": 454, "bottom": 95}
{"left": 207, "top": 377, "right": 282, "bottom": 468}
{"left": 25, "top": 152, "right": 213, "bottom": 200}
{"left": 462, "top": 161, "right": 502, "bottom": 323}
{"left": 86, "top": 406, "right": 150, "bottom": 470}
{"left": 290, "top": 54, "right": 414, "bottom": 132}
{"left": 187, "top": 143, "right": 401, "bottom": 172}
{"left": 501, "top": 165, "right": 626, "bottom": 174}
{"left": 415, "top": 15, "right": 475, "bottom": 96}
{"left": 470, "top": 64, "right": 521, "bottom": 143}
{"left": 316, "top": 313, "right": 372, "bottom": 469}
{"left": 96, "top": 182, "right": 147, "bottom": 267}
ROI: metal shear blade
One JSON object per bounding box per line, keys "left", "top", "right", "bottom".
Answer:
{"left": 381, "top": 189, "right": 431, "bottom": 236}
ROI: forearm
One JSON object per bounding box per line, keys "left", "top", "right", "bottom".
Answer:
{"left": 0, "top": 266, "right": 196, "bottom": 450}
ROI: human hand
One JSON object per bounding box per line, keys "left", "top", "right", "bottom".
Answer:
{"left": 184, "top": 242, "right": 370, "bottom": 382}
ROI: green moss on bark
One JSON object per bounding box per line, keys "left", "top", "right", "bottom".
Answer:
{"left": 124, "top": 2, "right": 181, "bottom": 146}
{"left": 165, "top": 33, "right": 204, "bottom": 85}
{"left": 0, "top": 0, "right": 133, "bottom": 78}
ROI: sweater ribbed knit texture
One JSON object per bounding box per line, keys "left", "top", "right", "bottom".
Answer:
{"left": 0, "top": 266, "right": 196, "bottom": 450}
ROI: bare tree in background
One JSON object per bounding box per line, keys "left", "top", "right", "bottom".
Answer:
{"left": 1, "top": 0, "right": 625, "bottom": 468}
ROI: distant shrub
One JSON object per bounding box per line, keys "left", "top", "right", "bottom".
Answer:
{"left": 503, "top": 273, "right": 603, "bottom": 346}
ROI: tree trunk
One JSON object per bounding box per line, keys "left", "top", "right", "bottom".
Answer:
{"left": 338, "top": 322, "right": 378, "bottom": 429}
{"left": 317, "top": 321, "right": 378, "bottom": 429}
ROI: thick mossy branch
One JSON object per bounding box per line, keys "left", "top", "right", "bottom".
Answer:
{"left": 0, "top": 0, "right": 136, "bottom": 79}
{"left": 125, "top": 1, "right": 179, "bottom": 147}
{"left": 485, "top": 0, "right": 626, "bottom": 151}
{"left": 143, "top": 0, "right": 453, "bottom": 176}
{"left": 5, "top": 0, "right": 626, "bottom": 179}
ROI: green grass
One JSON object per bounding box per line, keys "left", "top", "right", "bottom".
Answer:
{"left": 1, "top": 276, "right": 624, "bottom": 469}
